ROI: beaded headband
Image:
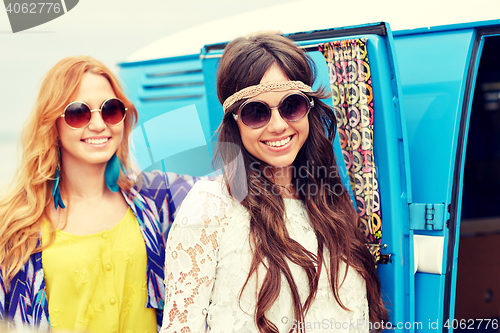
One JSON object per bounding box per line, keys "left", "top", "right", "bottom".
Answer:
{"left": 222, "top": 81, "right": 313, "bottom": 113}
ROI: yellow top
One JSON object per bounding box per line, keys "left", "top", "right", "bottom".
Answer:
{"left": 42, "top": 208, "right": 157, "bottom": 333}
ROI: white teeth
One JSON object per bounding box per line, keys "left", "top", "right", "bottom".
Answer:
{"left": 84, "top": 138, "right": 109, "bottom": 145}
{"left": 264, "top": 136, "right": 292, "bottom": 147}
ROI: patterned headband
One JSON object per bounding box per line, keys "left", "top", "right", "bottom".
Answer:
{"left": 222, "top": 81, "right": 313, "bottom": 113}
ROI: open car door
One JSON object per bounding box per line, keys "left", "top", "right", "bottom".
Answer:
{"left": 394, "top": 21, "right": 500, "bottom": 332}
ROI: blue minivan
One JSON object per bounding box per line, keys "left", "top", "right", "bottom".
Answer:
{"left": 118, "top": 19, "right": 500, "bottom": 332}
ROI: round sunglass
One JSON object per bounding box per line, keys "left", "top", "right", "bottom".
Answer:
{"left": 60, "top": 98, "right": 127, "bottom": 129}
{"left": 232, "top": 92, "right": 314, "bottom": 129}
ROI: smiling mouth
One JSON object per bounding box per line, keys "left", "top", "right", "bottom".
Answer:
{"left": 263, "top": 135, "right": 293, "bottom": 147}
{"left": 83, "top": 138, "right": 109, "bottom": 145}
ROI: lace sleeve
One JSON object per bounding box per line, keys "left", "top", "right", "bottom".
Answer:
{"left": 161, "top": 181, "right": 229, "bottom": 333}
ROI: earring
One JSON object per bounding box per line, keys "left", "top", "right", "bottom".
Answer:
{"left": 52, "top": 167, "right": 66, "bottom": 210}
{"left": 105, "top": 153, "right": 121, "bottom": 192}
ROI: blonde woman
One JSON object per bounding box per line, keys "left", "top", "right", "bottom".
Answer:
{"left": 0, "top": 56, "right": 199, "bottom": 332}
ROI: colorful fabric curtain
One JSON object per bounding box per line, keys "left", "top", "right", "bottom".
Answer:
{"left": 319, "top": 39, "right": 382, "bottom": 262}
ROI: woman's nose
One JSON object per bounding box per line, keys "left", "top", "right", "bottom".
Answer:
{"left": 87, "top": 109, "right": 106, "bottom": 132}
{"left": 266, "top": 107, "right": 288, "bottom": 133}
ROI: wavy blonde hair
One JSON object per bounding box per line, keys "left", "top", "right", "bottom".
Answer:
{"left": 0, "top": 56, "right": 138, "bottom": 284}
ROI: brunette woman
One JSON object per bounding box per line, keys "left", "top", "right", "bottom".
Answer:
{"left": 0, "top": 56, "right": 199, "bottom": 332}
{"left": 161, "top": 34, "right": 388, "bottom": 332}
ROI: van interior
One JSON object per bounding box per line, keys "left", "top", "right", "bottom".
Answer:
{"left": 455, "top": 35, "right": 500, "bottom": 333}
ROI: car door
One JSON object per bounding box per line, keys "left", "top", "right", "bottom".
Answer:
{"left": 393, "top": 20, "right": 500, "bottom": 332}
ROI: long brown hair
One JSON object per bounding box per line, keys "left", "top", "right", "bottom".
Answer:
{"left": 215, "top": 34, "right": 388, "bottom": 332}
{"left": 0, "top": 56, "right": 138, "bottom": 285}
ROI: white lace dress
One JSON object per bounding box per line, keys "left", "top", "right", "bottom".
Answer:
{"left": 160, "top": 180, "right": 369, "bottom": 333}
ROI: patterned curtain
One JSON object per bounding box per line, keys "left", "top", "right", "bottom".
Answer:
{"left": 319, "top": 39, "right": 382, "bottom": 262}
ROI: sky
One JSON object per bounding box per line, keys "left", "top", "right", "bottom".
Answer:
{"left": 1, "top": 0, "right": 499, "bottom": 192}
